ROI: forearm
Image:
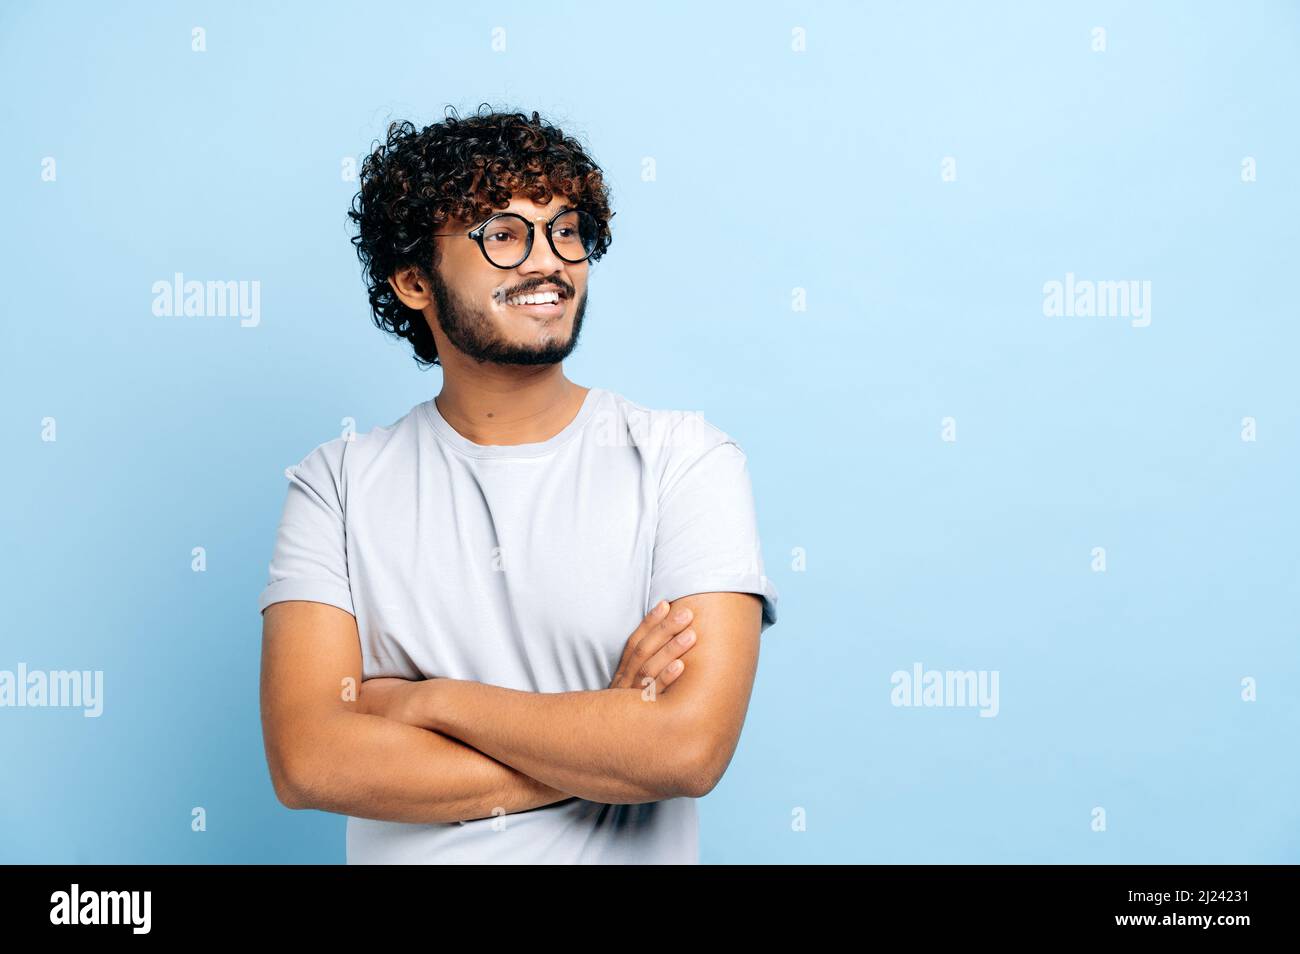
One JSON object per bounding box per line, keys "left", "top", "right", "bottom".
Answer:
{"left": 416, "top": 680, "right": 701, "bottom": 804}
{"left": 283, "top": 709, "right": 575, "bottom": 824}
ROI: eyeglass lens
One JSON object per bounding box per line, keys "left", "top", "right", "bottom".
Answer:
{"left": 481, "top": 210, "right": 598, "bottom": 267}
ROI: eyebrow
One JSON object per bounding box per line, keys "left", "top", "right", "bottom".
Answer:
{"left": 494, "top": 205, "right": 573, "bottom": 223}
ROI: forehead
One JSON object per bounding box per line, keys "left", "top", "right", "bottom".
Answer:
{"left": 497, "top": 193, "right": 571, "bottom": 219}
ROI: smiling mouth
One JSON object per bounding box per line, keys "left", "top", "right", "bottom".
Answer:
{"left": 498, "top": 287, "right": 566, "bottom": 304}
{"left": 494, "top": 286, "right": 569, "bottom": 316}
{"left": 501, "top": 300, "right": 566, "bottom": 319}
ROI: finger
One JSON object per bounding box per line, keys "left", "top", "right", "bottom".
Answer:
{"left": 611, "top": 601, "right": 670, "bottom": 688}
{"left": 617, "top": 606, "right": 694, "bottom": 689}
{"left": 649, "top": 605, "right": 694, "bottom": 644}
{"left": 638, "top": 658, "right": 686, "bottom": 700}
{"left": 634, "top": 627, "right": 696, "bottom": 688}
{"left": 657, "top": 657, "right": 686, "bottom": 693}
{"left": 628, "top": 605, "right": 694, "bottom": 671}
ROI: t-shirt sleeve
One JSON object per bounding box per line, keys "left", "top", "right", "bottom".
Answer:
{"left": 647, "top": 438, "right": 779, "bottom": 634}
{"left": 256, "top": 442, "right": 356, "bottom": 617}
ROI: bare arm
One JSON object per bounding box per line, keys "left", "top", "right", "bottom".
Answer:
{"left": 404, "top": 592, "right": 764, "bottom": 803}
{"left": 259, "top": 599, "right": 574, "bottom": 823}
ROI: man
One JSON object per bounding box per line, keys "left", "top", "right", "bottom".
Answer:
{"left": 257, "top": 107, "right": 779, "bottom": 864}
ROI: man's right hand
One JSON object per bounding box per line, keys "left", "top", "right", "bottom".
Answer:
{"left": 608, "top": 600, "right": 697, "bottom": 696}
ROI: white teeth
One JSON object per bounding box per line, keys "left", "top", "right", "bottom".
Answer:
{"left": 504, "top": 291, "right": 561, "bottom": 306}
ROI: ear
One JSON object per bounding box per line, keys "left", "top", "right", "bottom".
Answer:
{"left": 388, "top": 266, "right": 433, "bottom": 311}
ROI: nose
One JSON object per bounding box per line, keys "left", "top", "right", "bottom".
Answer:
{"left": 518, "top": 233, "right": 564, "bottom": 274}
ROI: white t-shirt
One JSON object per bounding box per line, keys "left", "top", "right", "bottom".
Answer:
{"left": 257, "top": 385, "right": 779, "bottom": 863}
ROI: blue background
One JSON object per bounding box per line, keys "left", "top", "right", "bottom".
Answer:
{"left": 3, "top": 1, "right": 1297, "bottom": 863}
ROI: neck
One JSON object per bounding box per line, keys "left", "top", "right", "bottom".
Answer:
{"left": 433, "top": 366, "right": 589, "bottom": 446}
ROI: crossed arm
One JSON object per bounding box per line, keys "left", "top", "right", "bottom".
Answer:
{"left": 259, "top": 592, "right": 763, "bottom": 824}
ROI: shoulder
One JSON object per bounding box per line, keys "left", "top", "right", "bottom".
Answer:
{"left": 598, "top": 388, "right": 741, "bottom": 454}
{"left": 282, "top": 401, "right": 427, "bottom": 505}
{"left": 595, "top": 388, "right": 749, "bottom": 492}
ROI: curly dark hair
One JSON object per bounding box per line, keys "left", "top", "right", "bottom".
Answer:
{"left": 347, "top": 105, "right": 615, "bottom": 368}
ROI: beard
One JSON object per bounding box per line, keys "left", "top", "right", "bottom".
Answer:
{"left": 429, "top": 265, "right": 587, "bottom": 366}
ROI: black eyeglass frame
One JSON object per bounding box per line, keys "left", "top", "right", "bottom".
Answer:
{"left": 431, "top": 206, "right": 598, "bottom": 270}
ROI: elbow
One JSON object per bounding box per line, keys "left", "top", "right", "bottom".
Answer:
{"left": 267, "top": 748, "right": 315, "bottom": 810}
{"left": 671, "top": 732, "right": 729, "bottom": 799}
{"left": 663, "top": 702, "right": 741, "bottom": 798}
{"left": 677, "top": 754, "right": 723, "bottom": 799}
{"left": 273, "top": 774, "right": 311, "bottom": 811}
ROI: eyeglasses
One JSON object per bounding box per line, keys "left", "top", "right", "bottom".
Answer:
{"left": 432, "top": 207, "right": 600, "bottom": 269}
